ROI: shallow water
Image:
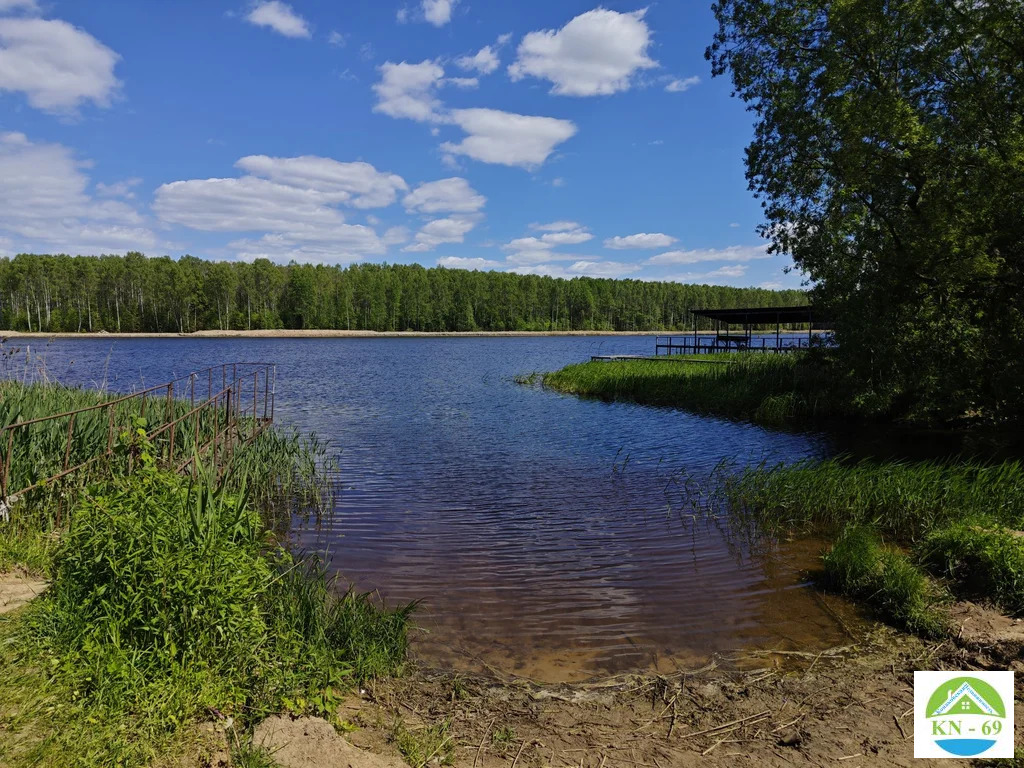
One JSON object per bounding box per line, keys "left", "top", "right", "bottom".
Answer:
{"left": 18, "top": 335, "right": 870, "bottom": 680}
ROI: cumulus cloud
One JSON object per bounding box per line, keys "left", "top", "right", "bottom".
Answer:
{"left": 0, "top": 132, "right": 156, "bottom": 254}
{"left": 403, "top": 177, "right": 485, "bottom": 214}
{"left": 441, "top": 108, "right": 577, "bottom": 169}
{"left": 245, "top": 1, "right": 311, "bottom": 38}
{"left": 505, "top": 228, "right": 592, "bottom": 253}
{"left": 508, "top": 9, "right": 657, "bottom": 97}
{"left": 153, "top": 153, "right": 417, "bottom": 263}
{"left": 646, "top": 244, "right": 771, "bottom": 265}
{"left": 235, "top": 155, "right": 408, "bottom": 208}
{"left": 372, "top": 59, "right": 446, "bottom": 122}
{"left": 510, "top": 260, "right": 640, "bottom": 279}
{"left": 531, "top": 220, "right": 581, "bottom": 232}
{"left": 605, "top": 232, "right": 677, "bottom": 250}
{"left": 0, "top": 0, "right": 38, "bottom": 11}
{"left": 437, "top": 256, "right": 501, "bottom": 270}
{"left": 422, "top": 0, "right": 457, "bottom": 26}
{"left": 0, "top": 17, "right": 120, "bottom": 113}
{"left": 457, "top": 45, "right": 500, "bottom": 75}
{"left": 665, "top": 76, "right": 700, "bottom": 93}
{"left": 95, "top": 178, "right": 142, "bottom": 199}
{"left": 666, "top": 264, "right": 750, "bottom": 283}
{"left": 403, "top": 215, "right": 479, "bottom": 252}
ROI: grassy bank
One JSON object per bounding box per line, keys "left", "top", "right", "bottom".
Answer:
{"left": 720, "top": 457, "right": 1024, "bottom": 635}
{"left": 536, "top": 353, "right": 837, "bottom": 424}
{"left": 0, "top": 385, "right": 413, "bottom": 767}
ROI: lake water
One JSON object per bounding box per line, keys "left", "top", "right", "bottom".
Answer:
{"left": 14, "top": 335, "right": 869, "bottom": 680}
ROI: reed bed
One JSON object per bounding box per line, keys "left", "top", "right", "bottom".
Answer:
{"left": 538, "top": 354, "right": 836, "bottom": 424}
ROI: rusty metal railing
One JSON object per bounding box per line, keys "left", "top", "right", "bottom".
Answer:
{"left": 0, "top": 362, "right": 276, "bottom": 516}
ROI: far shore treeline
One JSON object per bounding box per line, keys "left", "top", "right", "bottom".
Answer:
{"left": 0, "top": 252, "right": 804, "bottom": 334}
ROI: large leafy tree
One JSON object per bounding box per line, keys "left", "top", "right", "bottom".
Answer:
{"left": 708, "top": 0, "right": 1024, "bottom": 423}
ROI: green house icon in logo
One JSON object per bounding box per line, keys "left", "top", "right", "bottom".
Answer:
{"left": 926, "top": 677, "right": 1006, "bottom": 757}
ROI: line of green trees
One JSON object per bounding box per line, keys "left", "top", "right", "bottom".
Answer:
{"left": 0, "top": 252, "right": 804, "bottom": 334}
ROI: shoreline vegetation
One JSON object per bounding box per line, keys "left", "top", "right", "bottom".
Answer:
{"left": 0, "top": 381, "right": 413, "bottom": 766}
{"left": 533, "top": 353, "right": 839, "bottom": 426}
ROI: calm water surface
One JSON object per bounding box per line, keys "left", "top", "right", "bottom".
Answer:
{"left": 25, "top": 336, "right": 865, "bottom": 680}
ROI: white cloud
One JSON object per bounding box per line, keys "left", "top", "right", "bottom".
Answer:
{"left": 403, "top": 177, "right": 485, "bottom": 214}
{"left": 95, "top": 178, "right": 142, "bottom": 199}
{"left": 605, "top": 232, "right": 677, "bottom": 250}
{"left": 245, "top": 1, "right": 311, "bottom": 38}
{"left": 152, "top": 152, "right": 424, "bottom": 263}
{"left": 729, "top": 222, "right": 740, "bottom": 228}
{"left": 154, "top": 176, "right": 353, "bottom": 232}
{"left": 446, "top": 76, "right": 478, "bottom": 89}
{"left": 372, "top": 60, "right": 446, "bottom": 122}
{"left": 382, "top": 226, "right": 411, "bottom": 245}
{"left": 510, "top": 260, "right": 640, "bottom": 279}
{"left": 403, "top": 215, "right": 478, "bottom": 252}
{"left": 665, "top": 76, "right": 700, "bottom": 93}
{"left": 328, "top": 30, "right": 346, "bottom": 47}
{"left": 0, "top": 0, "right": 38, "bottom": 11}
{"left": 0, "top": 132, "right": 156, "bottom": 254}
{"left": 509, "top": 9, "right": 656, "bottom": 97}
{"left": 0, "top": 18, "right": 120, "bottom": 113}
{"left": 505, "top": 249, "right": 585, "bottom": 266}
{"left": 665, "top": 265, "right": 751, "bottom": 284}
{"left": 235, "top": 155, "right": 408, "bottom": 208}
{"left": 759, "top": 280, "right": 783, "bottom": 289}
{"left": 438, "top": 256, "right": 501, "bottom": 270}
{"left": 422, "top": 0, "right": 457, "bottom": 26}
{"left": 442, "top": 108, "right": 577, "bottom": 169}
{"left": 505, "top": 228, "right": 592, "bottom": 253}
{"left": 457, "top": 45, "right": 500, "bottom": 75}
{"left": 646, "top": 244, "right": 771, "bottom": 265}
{"left": 531, "top": 220, "right": 581, "bottom": 232}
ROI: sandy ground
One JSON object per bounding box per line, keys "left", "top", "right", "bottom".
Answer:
{"left": 190, "top": 601, "right": 1021, "bottom": 768}
{"left": 0, "top": 574, "right": 47, "bottom": 615}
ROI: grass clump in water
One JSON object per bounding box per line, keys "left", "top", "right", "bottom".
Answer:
{"left": 822, "top": 525, "right": 948, "bottom": 638}
{"left": 538, "top": 353, "right": 834, "bottom": 424}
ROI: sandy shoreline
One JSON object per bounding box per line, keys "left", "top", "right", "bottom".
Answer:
{"left": 1, "top": 329, "right": 688, "bottom": 340}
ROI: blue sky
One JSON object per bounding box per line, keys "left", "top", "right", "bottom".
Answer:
{"left": 0, "top": 0, "right": 801, "bottom": 289}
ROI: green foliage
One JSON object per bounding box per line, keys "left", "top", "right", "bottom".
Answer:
{"left": 392, "top": 719, "right": 454, "bottom": 768}
{"left": 921, "top": 524, "right": 1024, "bottom": 616}
{"left": 709, "top": 1, "right": 1024, "bottom": 425}
{"left": 491, "top": 725, "right": 517, "bottom": 754}
{"left": 0, "top": 252, "right": 806, "bottom": 334}
{"left": 823, "top": 525, "right": 948, "bottom": 638}
{"left": 0, "top": 426, "right": 411, "bottom": 767}
{"left": 540, "top": 353, "right": 836, "bottom": 424}
{"left": 722, "top": 457, "right": 1024, "bottom": 540}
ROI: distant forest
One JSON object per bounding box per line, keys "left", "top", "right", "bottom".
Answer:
{"left": 0, "top": 252, "right": 805, "bottom": 334}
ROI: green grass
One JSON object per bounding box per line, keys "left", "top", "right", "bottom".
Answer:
{"left": 392, "top": 719, "right": 454, "bottom": 768}
{"left": 822, "top": 525, "right": 948, "bottom": 638}
{"left": 720, "top": 457, "right": 1024, "bottom": 541}
{"left": 538, "top": 353, "right": 836, "bottom": 424}
{"left": 0, "top": 398, "right": 412, "bottom": 767}
{"left": 921, "top": 524, "right": 1024, "bottom": 616}
{"left": 720, "top": 457, "right": 1024, "bottom": 634}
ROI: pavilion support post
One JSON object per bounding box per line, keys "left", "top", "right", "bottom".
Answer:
{"left": 693, "top": 311, "right": 698, "bottom": 353}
